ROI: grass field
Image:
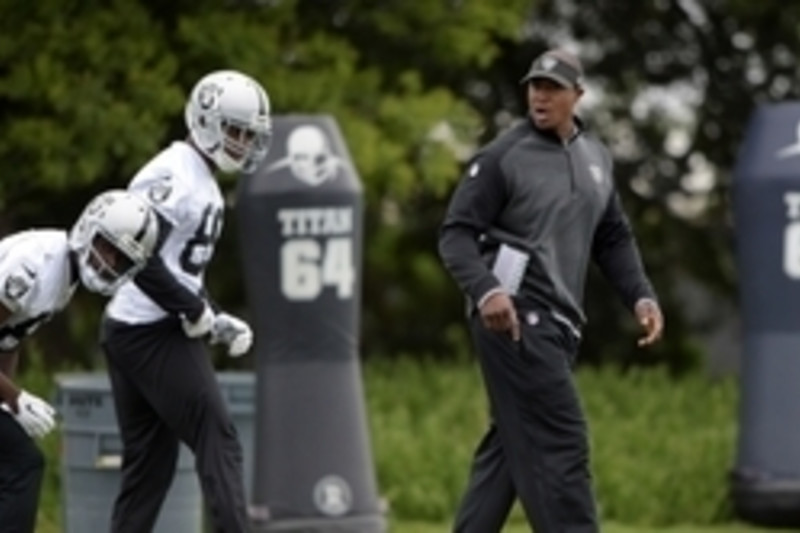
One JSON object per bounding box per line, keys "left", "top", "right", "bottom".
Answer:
{"left": 35, "top": 518, "right": 781, "bottom": 533}
{"left": 393, "top": 522, "right": 778, "bottom": 533}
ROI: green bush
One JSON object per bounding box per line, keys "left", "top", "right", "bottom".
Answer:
{"left": 29, "top": 357, "right": 739, "bottom": 530}
{"left": 581, "top": 367, "right": 737, "bottom": 526}
{"left": 365, "top": 357, "right": 490, "bottom": 523}
{"left": 364, "top": 358, "right": 739, "bottom": 527}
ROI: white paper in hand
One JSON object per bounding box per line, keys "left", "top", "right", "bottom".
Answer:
{"left": 492, "top": 244, "right": 529, "bottom": 296}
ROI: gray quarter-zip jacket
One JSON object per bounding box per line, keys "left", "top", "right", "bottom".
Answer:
{"left": 438, "top": 116, "right": 656, "bottom": 331}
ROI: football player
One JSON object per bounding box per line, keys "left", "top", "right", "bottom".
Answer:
{"left": 101, "top": 69, "right": 272, "bottom": 533}
{"left": 0, "top": 189, "right": 158, "bottom": 532}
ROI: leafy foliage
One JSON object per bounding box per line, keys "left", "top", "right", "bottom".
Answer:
{"left": 0, "top": 1, "right": 790, "bottom": 370}
{"left": 365, "top": 358, "right": 738, "bottom": 526}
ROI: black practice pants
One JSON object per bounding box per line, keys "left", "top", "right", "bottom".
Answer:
{"left": 453, "top": 308, "right": 599, "bottom": 533}
{"left": 101, "top": 317, "right": 249, "bottom": 533}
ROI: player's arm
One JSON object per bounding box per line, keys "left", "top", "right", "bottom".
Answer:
{"left": 133, "top": 211, "right": 213, "bottom": 337}
{"left": 126, "top": 172, "right": 212, "bottom": 329}
{"left": 0, "top": 358, "right": 21, "bottom": 408}
{"left": 0, "top": 301, "right": 21, "bottom": 407}
{"left": 0, "top": 255, "right": 36, "bottom": 408}
{"left": 134, "top": 211, "right": 208, "bottom": 320}
{"left": 0, "top": 260, "right": 57, "bottom": 437}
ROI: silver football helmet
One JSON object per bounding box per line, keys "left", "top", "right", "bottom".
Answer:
{"left": 185, "top": 70, "right": 272, "bottom": 174}
{"left": 68, "top": 190, "right": 159, "bottom": 296}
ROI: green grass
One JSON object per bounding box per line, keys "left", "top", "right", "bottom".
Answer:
{"left": 391, "top": 522, "right": 778, "bottom": 533}
{"left": 32, "top": 518, "right": 782, "bottom": 533}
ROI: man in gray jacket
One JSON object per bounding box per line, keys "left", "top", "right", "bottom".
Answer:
{"left": 438, "top": 49, "right": 664, "bottom": 533}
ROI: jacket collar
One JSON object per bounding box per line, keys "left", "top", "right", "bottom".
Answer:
{"left": 526, "top": 115, "right": 584, "bottom": 144}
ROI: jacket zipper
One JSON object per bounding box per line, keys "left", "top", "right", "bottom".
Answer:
{"left": 564, "top": 138, "right": 576, "bottom": 195}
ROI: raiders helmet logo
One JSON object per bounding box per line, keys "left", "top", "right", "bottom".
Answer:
{"left": 4, "top": 274, "right": 31, "bottom": 301}
{"left": 197, "top": 83, "right": 221, "bottom": 111}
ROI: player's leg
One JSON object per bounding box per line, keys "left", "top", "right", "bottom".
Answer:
{"left": 452, "top": 423, "right": 515, "bottom": 533}
{"left": 126, "top": 320, "right": 249, "bottom": 533}
{"left": 0, "top": 410, "right": 45, "bottom": 533}
{"left": 102, "top": 319, "right": 181, "bottom": 533}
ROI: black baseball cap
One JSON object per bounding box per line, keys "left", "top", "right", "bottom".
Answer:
{"left": 520, "top": 49, "right": 584, "bottom": 89}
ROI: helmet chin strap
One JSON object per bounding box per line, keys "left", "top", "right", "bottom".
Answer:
{"left": 67, "top": 250, "right": 81, "bottom": 287}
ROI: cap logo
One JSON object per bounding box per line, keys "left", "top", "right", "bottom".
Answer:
{"left": 541, "top": 56, "right": 558, "bottom": 71}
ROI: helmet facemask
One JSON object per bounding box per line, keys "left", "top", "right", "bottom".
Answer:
{"left": 77, "top": 229, "right": 145, "bottom": 296}
{"left": 215, "top": 119, "right": 272, "bottom": 174}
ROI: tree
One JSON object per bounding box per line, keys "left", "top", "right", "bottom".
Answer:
{"left": 0, "top": 0, "right": 533, "bottom": 366}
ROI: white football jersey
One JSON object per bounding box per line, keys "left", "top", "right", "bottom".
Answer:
{"left": 106, "top": 141, "right": 224, "bottom": 324}
{"left": 0, "top": 230, "right": 77, "bottom": 352}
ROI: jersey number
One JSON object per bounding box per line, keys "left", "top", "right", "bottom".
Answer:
{"left": 281, "top": 238, "right": 355, "bottom": 301}
{"left": 180, "top": 204, "right": 223, "bottom": 275}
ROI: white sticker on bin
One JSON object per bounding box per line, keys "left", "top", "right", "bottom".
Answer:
{"left": 95, "top": 454, "right": 122, "bottom": 469}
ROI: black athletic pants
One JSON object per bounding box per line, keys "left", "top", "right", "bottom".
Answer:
{"left": 101, "top": 316, "right": 249, "bottom": 533}
{"left": 0, "top": 411, "right": 44, "bottom": 533}
{"left": 453, "top": 307, "right": 599, "bottom": 533}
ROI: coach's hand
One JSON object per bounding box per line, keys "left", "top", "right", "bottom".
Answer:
{"left": 7, "top": 390, "right": 57, "bottom": 438}
{"left": 211, "top": 312, "right": 253, "bottom": 357}
{"left": 635, "top": 298, "right": 664, "bottom": 347}
{"left": 479, "top": 291, "right": 520, "bottom": 342}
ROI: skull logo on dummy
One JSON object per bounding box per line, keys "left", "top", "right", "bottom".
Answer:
{"left": 285, "top": 125, "right": 340, "bottom": 186}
